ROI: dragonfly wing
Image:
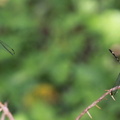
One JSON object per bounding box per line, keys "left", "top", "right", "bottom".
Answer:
{"left": 0, "top": 40, "right": 15, "bottom": 55}
{"left": 111, "top": 73, "right": 120, "bottom": 95}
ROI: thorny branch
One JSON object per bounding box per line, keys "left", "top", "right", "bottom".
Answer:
{"left": 0, "top": 102, "right": 14, "bottom": 120}
{"left": 76, "top": 86, "right": 120, "bottom": 120}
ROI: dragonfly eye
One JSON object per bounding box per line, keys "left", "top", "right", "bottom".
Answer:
{"left": 0, "top": 40, "right": 15, "bottom": 55}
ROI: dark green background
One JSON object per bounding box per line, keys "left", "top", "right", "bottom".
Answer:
{"left": 0, "top": 0, "right": 120, "bottom": 120}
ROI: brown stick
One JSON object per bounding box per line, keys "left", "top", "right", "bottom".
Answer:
{"left": 0, "top": 102, "right": 14, "bottom": 120}
{"left": 75, "top": 86, "right": 120, "bottom": 120}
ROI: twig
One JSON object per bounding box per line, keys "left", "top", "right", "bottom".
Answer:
{"left": 0, "top": 102, "right": 14, "bottom": 120}
{"left": 75, "top": 86, "right": 120, "bottom": 120}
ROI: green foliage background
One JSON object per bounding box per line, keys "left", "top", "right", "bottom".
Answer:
{"left": 0, "top": 0, "right": 120, "bottom": 120}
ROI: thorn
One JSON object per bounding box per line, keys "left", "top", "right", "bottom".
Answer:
{"left": 87, "top": 111, "right": 92, "bottom": 119}
{"left": 105, "top": 90, "right": 109, "bottom": 92}
{"left": 95, "top": 105, "right": 101, "bottom": 109}
{"left": 111, "top": 95, "right": 116, "bottom": 101}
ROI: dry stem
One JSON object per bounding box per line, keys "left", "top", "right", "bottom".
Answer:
{"left": 76, "top": 86, "right": 120, "bottom": 120}
{"left": 0, "top": 102, "right": 14, "bottom": 120}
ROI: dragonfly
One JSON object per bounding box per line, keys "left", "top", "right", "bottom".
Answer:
{"left": 110, "top": 73, "right": 120, "bottom": 95}
{"left": 0, "top": 40, "right": 15, "bottom": 55}
{"left": 109, "top": 49, "right": 120, "bottom": 95}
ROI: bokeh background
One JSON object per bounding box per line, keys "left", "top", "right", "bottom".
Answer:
{"left": 0, "top": 0, "right": 120, "bottom": 120}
